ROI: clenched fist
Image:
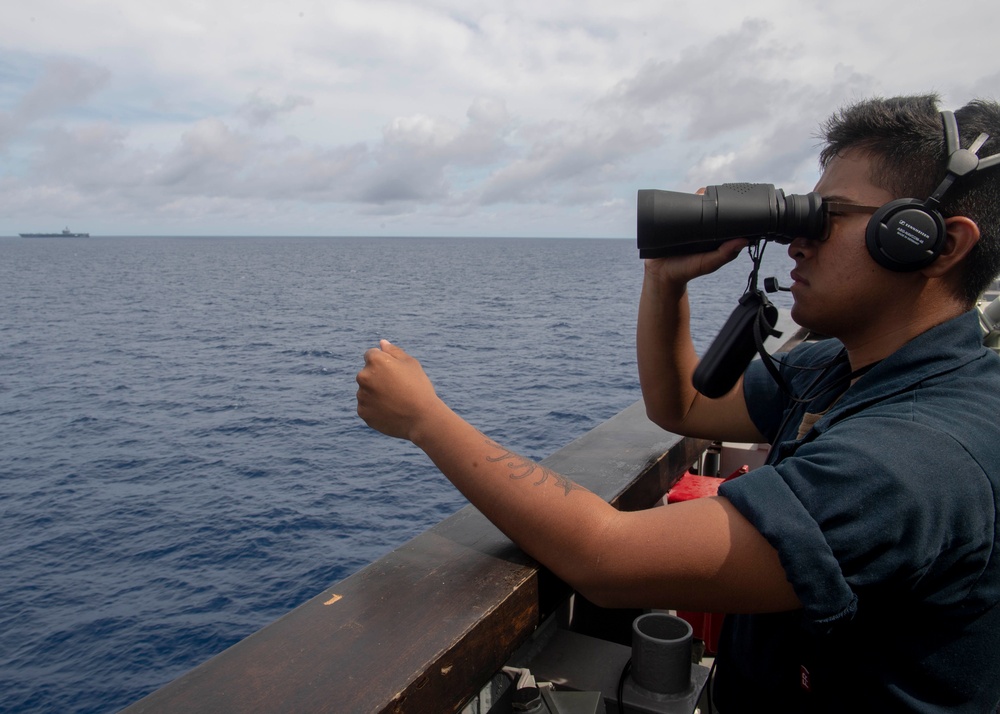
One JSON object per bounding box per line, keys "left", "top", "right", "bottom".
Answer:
{"left": 356, "top": 340, "right": 446, "bottom": 443}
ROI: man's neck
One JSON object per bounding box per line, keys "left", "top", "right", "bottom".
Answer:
{"left": 841, "top": 293, "right": 966, "bottom": 372}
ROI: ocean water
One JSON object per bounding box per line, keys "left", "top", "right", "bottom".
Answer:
{"left": 0, "top": 235, "right": 792, "bottom": 713}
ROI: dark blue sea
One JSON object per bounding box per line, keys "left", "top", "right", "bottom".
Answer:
{"left": 0, "top": 235, "right": 792, "bottom": 713}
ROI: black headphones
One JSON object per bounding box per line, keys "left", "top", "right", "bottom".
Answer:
{"left": 865, "top": 110, "right": 1000, "bottom": 271}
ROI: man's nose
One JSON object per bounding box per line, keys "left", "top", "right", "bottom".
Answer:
{"left": 787, "top": 235, "right": 815, "bottom": 259}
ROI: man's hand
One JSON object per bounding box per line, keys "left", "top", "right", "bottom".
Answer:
{"left": 356, "top": 340, "right": 445, "bottom": 442}
{"left": 643, "top": 237, "right": 749, "bottom": 292}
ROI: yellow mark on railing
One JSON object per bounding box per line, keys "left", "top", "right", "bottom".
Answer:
{"left": 324, "top": 593, "right": 343, "bottom": 606}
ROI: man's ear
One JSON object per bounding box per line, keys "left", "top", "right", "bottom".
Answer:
{"left": 921, "top": 216, "right": 981, "bottom": 278}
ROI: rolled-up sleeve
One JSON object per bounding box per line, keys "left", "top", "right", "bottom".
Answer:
{"left": 720, "top": 416, "right": 995, "bottom": 630}
{"left": 720, "top": 463, "right": 857, "bottom": 631}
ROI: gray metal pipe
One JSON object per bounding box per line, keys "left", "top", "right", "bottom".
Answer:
{"left": 630, "top": 613, "right": 693, "bottom": 695}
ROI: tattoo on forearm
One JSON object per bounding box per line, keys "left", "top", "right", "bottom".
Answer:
{"left": 483, "top": 439, "right": 582, "bottom": 496}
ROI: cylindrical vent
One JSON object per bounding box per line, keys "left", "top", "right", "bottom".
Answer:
{"left": 630, "top": 613, "right": 693, "bottom": 695}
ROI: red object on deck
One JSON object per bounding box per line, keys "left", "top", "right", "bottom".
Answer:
{"left": 676, "top": 609, "right": 726, "bottom": 656}
{"left": 666, "top": 466, "right": 748, "bottom": 655}
{"left": 667, "top": 472, "right": 725, "bottom": 501}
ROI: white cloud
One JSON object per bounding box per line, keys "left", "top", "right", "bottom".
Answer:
{"left": 238, "top": 93, "right": 314, "bottom": 128}
{"left": 0, "top": 59, "right": 110, "bottom": 148}
{"left": 1, "top": 0, "right": 998, "bottom": 236}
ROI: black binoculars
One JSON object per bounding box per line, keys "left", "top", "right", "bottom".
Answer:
{"left": 637, "top": 183, "right": 824, "bottom": 259}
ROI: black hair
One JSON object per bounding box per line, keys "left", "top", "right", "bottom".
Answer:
{"left": 819, "top": 94, "right": 1000, "bottom": 305}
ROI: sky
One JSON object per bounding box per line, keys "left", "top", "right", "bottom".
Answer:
{"left": 1, "top": 0, "right": 998, "bottom": 238}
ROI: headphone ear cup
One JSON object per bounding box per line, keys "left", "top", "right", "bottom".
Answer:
{"left": 865, "top": 199, "right": 946, "bottom": 271}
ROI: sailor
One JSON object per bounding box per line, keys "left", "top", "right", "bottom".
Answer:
{"left": 357, "top": 95, "right": 1000, "bottom": 712}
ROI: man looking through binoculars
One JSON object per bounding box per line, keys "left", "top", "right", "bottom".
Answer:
{"left": 357, "top": 95, "right": 1000, "bottom": 711}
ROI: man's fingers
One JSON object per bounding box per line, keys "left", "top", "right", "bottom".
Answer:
{"left": 379, "top": 339, "right": 408, "bottom": 358}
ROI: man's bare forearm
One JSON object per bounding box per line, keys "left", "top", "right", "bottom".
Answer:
{"left": 408, "top": 402, "right": 620, "bottom": 599}
{"left": 636, "top": 273, "right": 702, "bottom": 431}
{"left": 635, "top": 251, "right": 764, "bottom": 443}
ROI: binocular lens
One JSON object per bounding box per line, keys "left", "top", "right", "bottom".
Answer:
{"left": 637, "top": 184, "right": 825, "bottom": 259}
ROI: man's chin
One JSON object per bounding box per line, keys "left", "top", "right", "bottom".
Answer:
{"left": 790, "top": 303, "right": 820, "bottom": 334}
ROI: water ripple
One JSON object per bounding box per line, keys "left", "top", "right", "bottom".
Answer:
{"left": 0, "top": 235, "right": 792, "bottom": 713}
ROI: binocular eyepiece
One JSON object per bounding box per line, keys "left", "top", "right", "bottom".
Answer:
{"left": 637, "top": 183, "right": 824, "bottom": 259}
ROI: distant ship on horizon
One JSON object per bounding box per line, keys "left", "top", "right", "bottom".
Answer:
{"left": 19, "top": 227, "right": 90, "bottom": 238}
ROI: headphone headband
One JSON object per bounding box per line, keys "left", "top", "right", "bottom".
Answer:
{"left": 926, "top": 111, "right": 995, "bottom": 209}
